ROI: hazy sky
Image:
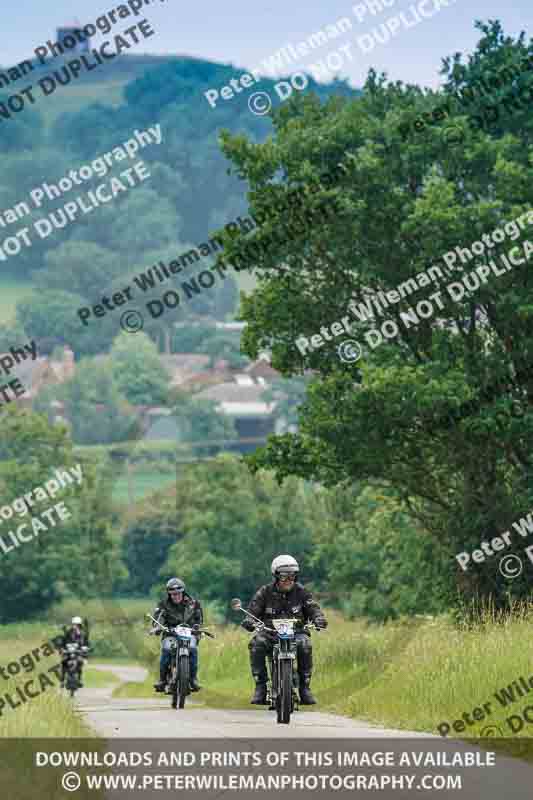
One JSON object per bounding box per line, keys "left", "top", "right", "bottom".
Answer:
{"left": 4, "top": 0, "right": 532, "bottom": 90}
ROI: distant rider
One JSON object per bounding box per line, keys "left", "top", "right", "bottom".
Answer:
{"left": 242, "top": 555, "right": 327, "bottom": 706}
{"left": 59, "top": 616, "right": 90, "bottom": 687}
{"left": 150, "top": 578, "right": 203, "bottom": 692}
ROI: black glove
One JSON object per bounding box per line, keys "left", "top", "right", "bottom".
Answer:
{"left": 314, "top": 618, "right": 327, "bottom": 630}
{"left": 242, "top": 619, "right": 256, "bottom": 633}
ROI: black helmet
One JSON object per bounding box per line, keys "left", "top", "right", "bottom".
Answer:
{"left": 166, "top": 577, "right": 185, "bottom": 593}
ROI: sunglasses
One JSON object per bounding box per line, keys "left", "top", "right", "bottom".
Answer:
{"left": 169, "top": 590, "right": 183, "bottom": 595}
{"left": 278, "top": 573, "right": 296, "bottom": 580}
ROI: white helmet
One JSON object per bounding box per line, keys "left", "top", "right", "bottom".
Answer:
{"left": 271, "top": 554, "right": 299, "bottom": 578}
{"left": 72, "top": 616, "right": 82, "bottom": 625}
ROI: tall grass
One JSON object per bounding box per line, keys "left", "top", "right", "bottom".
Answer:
{"left": 116, "top": 605, "right": 533, "bottom": 754}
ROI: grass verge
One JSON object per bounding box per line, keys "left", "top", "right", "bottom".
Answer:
{"left": 115, "top": 606, "right": 533, "bottom": 758}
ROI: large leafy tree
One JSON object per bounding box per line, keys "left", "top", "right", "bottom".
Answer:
{"left": 110, "top": 331, "right": 171, "bottom": 406}
{"left": 217, "top": 21, "right": 533, "bottom": 606}
{"left": 171, "top": 392, "right": 237, "bottom": 456}
{"left": 121, "top": 492, "right": 184, "bottom": 596}
{"left": 34, "top": 357, "right": 139, "bottom": 445}
{"left": 161, "top": 456, "right": 315, "bottom": 610}
{"left": 0, "top": 407, "right": 121, "bottom": 621}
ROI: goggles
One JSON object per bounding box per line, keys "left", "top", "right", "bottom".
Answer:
{"left": 169, "top": 589, "right": 183, "bottom": 595}
{"left": 277, "top": 572, "right": 297, "bottom": 580}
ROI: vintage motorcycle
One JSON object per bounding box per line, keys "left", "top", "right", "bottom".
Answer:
{"left": 147, "top": 613, "right": 215, "bottom": 710}
{"left": 62, "top": 642, "right": 90, "bottom": 697}
{"left": 231, "top": 598, "right": 320, "bottom": 725}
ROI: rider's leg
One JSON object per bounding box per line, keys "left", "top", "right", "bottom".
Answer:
{"left": 248, "top": 634, "right": 270, "bottom": 704}
{"left": 154, "top": 637, "right": 172, "bottom": 690}
{"left": 189, "top": 637, "right": 201, "bottom": 691}
{"left": 296, "top": 633, "right": 316, "bottom": 704}
{"left": 77, "top": 658, "right": 84, "bottom": 687}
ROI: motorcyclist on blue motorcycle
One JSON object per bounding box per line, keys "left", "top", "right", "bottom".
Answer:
{"left": 150, "top": 578, "right": 203, "bottom": 692}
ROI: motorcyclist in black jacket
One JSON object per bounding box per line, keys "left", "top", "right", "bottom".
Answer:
{"left": 58, "top": 616, "right": 90, "bottom": 687}
{"left": 242, "top": 554, "right": 327, "bottom": 706}
{"left": 149, "top": 577, "right": 203, "bottom": 692}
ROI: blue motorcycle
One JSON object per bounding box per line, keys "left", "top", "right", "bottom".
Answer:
{"left": 147, "top": 613, "right": 214, "bottom": 709}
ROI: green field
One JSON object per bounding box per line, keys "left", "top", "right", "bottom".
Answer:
{"left": 0, "top": 277, "right": 34, "bottom": 324}
{"left": 111, "top": 468, "right": 177, "bottom": 506}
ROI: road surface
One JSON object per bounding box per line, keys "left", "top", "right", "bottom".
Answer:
{"left": 69, "top": 664, "right": 533, "bottom": 799}
{"left": 78, "top": 664, "right": 429, "bottom": 738}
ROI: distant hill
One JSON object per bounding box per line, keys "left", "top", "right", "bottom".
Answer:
{"left": 1, "top": 54, "right": 207, "bottom": 124}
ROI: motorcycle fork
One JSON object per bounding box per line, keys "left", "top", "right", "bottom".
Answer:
{"left": 268, "top": 640, "right": 298, "bottom": 710}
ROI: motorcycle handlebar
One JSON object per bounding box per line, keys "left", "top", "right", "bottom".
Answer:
{"left": 246, "top": 622, "right": 322, "bottom": 635}
{"left": 146, "top": 615, "right": 215, "bottom": 638}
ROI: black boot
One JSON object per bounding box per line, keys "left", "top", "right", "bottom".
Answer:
{"left": 251, "top": 682, "right": 268, "bottom": 704}
{"left": 189, "top": 676, "right": 201, "bottom": 692}
{"left": 299, "top": 677, "right": 316, "bottom": 705}
{"left": 297, "top": 640, "right": 316, "bottom": 704}
{"left": 249, "top": 642, "right": 268, "bottom": 704}
{"left": 154, "top": 665, "right": 167, "bottom": 692}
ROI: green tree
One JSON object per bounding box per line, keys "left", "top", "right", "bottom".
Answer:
{"left": 310, "top": 484, "right": 451, "bottom": 620}
{"left": 110, "top": 331, "right": 171, "bottom": 405}
{"left": 121, "top": 492, "right": 184, "bottom": 595}
{"left": 171, "top": 392, "right": 237, "bottom": 456}
{"left": 262, "top": 377, "right": 311, "bottom": 429}
{"left": 0, "top": 407, "right": 121, "bottom": 621}
{"left": 34, "top": 358, "right": 139, "bottom": 445}
{"left": 203, "top": 333, "right": 248, "bottom": 368}
{"left": 217, "top": 21, "right": 533, "bottom": 607}
{"left": 161, "top": 455, "right": 315, "bottom": 610}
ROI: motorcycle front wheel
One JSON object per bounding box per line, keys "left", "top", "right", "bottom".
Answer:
{"left": 277, "top": 659, "right": 293, "bottom": 724}
{"left": 176, "top": 654, "right": 189, "bottom": 710}
{"left": 66, "top": 671, "right": 78, "bottom": 697}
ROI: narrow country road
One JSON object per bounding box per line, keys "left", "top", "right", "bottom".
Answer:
{"left": 78, "top": 664, "right": 429, "bottom": 738}
{"left": 71, "top": 664, "right": 533, "bottom": 799}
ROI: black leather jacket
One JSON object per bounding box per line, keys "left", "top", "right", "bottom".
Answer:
{"left": 59, "top": 626, "right": 89, "bottom": 648}
{"left": 242, "top": 581, "right": 327, "bottom": 634}
{"left": 152, "top": 593, "right": 203, "bottom": 635}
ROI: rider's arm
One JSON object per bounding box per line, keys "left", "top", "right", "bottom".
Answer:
{"left": 242, "top": 587, "right": 267, "bottom": 631}
{"left": 302, "top": 590, "right": 328, "bottom": 628}
{"left": 150, "top": 606, "right": 164, "bottom": 635}
{"left": 192, "top": 600, "right": 203, "bottom": 628}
